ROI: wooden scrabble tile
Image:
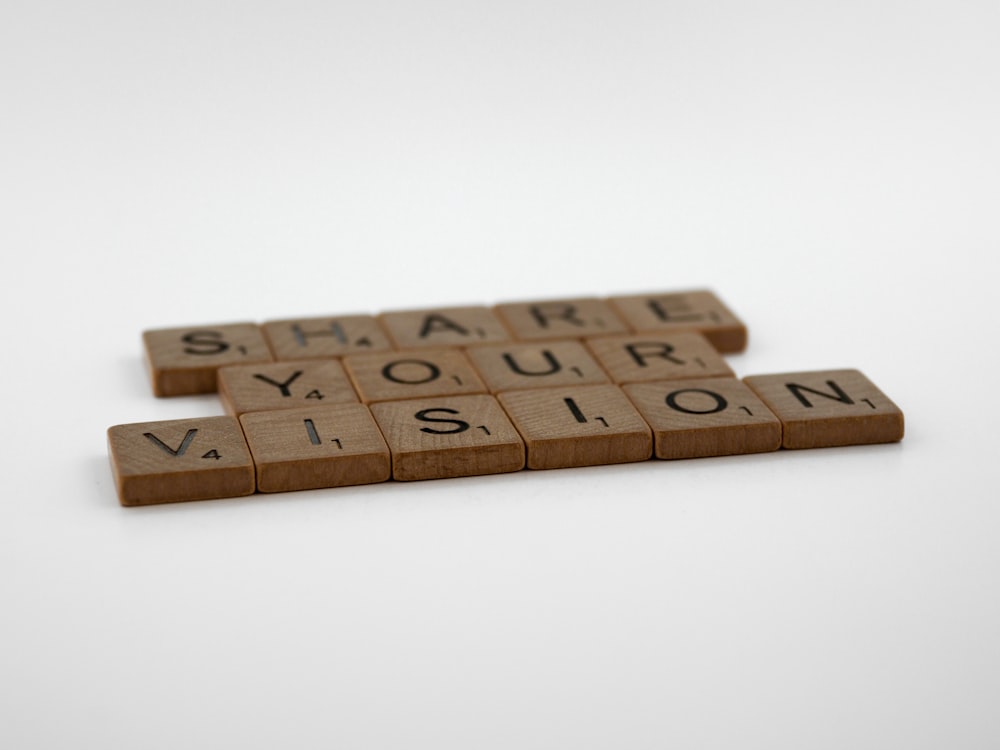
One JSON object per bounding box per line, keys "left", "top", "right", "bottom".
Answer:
{"left": 218, "top": 359, "right": 360, "bottom": 416}
{"left": 379, "top": 306, "right": 512, "bottom": 349}
{"left": 262, "top": 315, "right": 394, "bottom": 361}
{"left": 497, "top": 385, "right": 652, "bottom": 470}
{"left": 143, "top": 323, "right": 273, "bottom": 396}
{"left": 743, "top": 369, "right": 905, "bottom": 449}
{"left": 494, "top": 297, "right": 630, "bottom": 341}
{"left": 240, "top": 404, "right": 391, "bottom": 493}
{"left": 623, "top": 378, "right": 781, "bottom": 459}
{"left": 107, "top": 416, "right": 256, "bottom": 506}
{"left": 464, "top": 340, "right": 611, "bottom": 393}
{"left": 584, "top": 332, "right": 734, "bottom": 384}
{"left": 343, "top": 348, "right": 488, "bottom": 404}
{"left": 608, "top": 290, "right": 748, "bottom": 353}
{"left": 370, "top": 395, "right": 525, "bottom": 481}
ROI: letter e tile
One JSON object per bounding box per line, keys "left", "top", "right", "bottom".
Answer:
{"left": 107, "top": 416, "right": 256, "bottom": 506}
{"left": 143, "top": 323, "right": 273, "bottom": 396}
{"left": 608, "top": 290, "right": 748, "bottom": 352}
{"left": 240, "top": 404, "right": 391, "bottom": 492}
{"left": 497, "top": 385, "right": 652, "bottom": 470}
{"left": 743, "top": 369, "right": 904, "bottom": 449}
{"left": 370, "top": 395, "right": 525, "bottom": 481}
{"left": 623, "top": 378, "right": 781, "bottom": 459}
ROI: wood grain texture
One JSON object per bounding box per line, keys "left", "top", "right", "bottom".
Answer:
{"left": 380, "top": 306, "right": 512, "bottom": 349}
{"left": 143, "top": 323, "right": 273, "bottom": 396}
{"left": 623, "top": 378, "right": 781, "bottom": 459}
{"left": 262, "top": 315, "right": 394, "bottom": 361}
{"left": 370, "top": 395, "right": 525, "bottom": 481}
{"left": 608, "top": 290, "right": 748, "bottom": 353}
{"left": 343, "top": 348, "right": 488, "bottom": 404}
{"left": 494, "top": 297, "right": 629, "bottom": 341}
{"left": 107, "top": 416, "right": 255, "bottom": 506}
{"left": 240, "top": 404, "right": 390, "bottom": 493}
{"left": 584, "top": 331, "right": 734, "bottom": 384}
{"left": 218, "top": 359, "right": 359, "bottom": 416}
{"left": 743, "top": 369, "right": 904, "bottom": 449}
{"left": 464, "top": 340, "right": 610, "bottom": 393}
{"left": 497, "top": 385, "right": 652, "bottom": 470}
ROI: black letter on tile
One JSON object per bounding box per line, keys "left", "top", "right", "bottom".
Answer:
{"left": 382, "top": 359, "right": 441, "bottom": 384}
{"left": 786, "top": 380, "right": 854, "bottom": 408}
{"left": 416, "top": 408, "right": 470, "bottom": 434}
{"left": 502, "top": 350, "right": 561, "bottom": 376}
{"left": 182, "top": 331, "right": 229, "bottom": 356}
{"left": 625, "top": 342, "right": 685, "bottom": 368}
{"left": 253, "top": 370, "right": 303, "bottom": 397}
{"left": 144, "top": 429, "right": 198, "bottom": 457}
{"left": 665, "top": 388, "right": 727, "bottom": 415}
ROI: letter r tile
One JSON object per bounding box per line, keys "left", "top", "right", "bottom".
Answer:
{"left": 497, "top": 385, "right": 652, "bottom": 470}
{"left": 370, "top": 395, "right": 525, "bottom": 481}
{"left": 143, "top": 323, "right": 274, "bottom": 396}
{"left": 494, "top": 297, "right": 630, "bottom": 341}
{"left": 585, "top": 332, "right": 734, "bottom": 384}
{"left": 107, "top": 416, "right": 256, "bottom": 506}
{"left": 743, "top": 369, "right": 905, "bottom": 449}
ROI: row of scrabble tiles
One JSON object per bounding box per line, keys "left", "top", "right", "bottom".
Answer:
{"left": 108, "top": 371, "right": 905, "bottom": 506}
{"left": 141, "top": 290, "right": 747, "bottom": 396}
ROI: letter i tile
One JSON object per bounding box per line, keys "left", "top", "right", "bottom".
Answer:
{"left": 497, "top": 385, "right": 652, "bottom": 470}
{"left": 240, "top": 404, "right": 391, "bottom": 492}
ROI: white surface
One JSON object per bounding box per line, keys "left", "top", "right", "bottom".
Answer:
{"left": 2, "top": 1, "right": 999, "bottom": 748}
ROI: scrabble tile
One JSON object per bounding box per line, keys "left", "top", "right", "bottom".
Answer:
{"left": 497, "top": 385, "right": 652, "bottom": 470}
{"left": 240, "top": 404, "right": 391, "bottom": 493}
{"left": 143, "top": 323, "right": 273, "bottom": 396}
{"left": 107, "top": 416, "right": 256, "bottom": 506}
{"left": 623, "top": 378, "right": 781, "bottom": 459}
{"left": 464, "top": 340, "right": 611, "bottom": 393}
{"left": 494, "top": 297, "right": 630, "bottom": 341}
{"left": 379, "top": 306, "right": 512, "bottom": 349}
{"left": 343, "top": 348, "right": 488, "bottom": 404}
{"left": 584, "top": 332, "right": 734, "bottom": 384}
{"left": 262, "top": 315, "right": 394, "bottom": 361}
{"left": 608, "top": 290, "right": 748, "bottom": 353}
{"left": 218, "top": 359, "right": 360, "bottom": 416}
{"left": 743, "top": 369, "right": 905, "bottom": 449}
{"left": 370, "top": 395, "right": 525, "bottom": 481}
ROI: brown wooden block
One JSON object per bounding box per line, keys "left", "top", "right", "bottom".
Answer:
{"left": 494, "top": 297, "right": 630, "bottom": 341}
{"left": 623, "top": 378, "right": 781, "bottom": 459}
{"left": 343, "top": 348, "right": 488, "bottom": 404}
{"left": 584, "top": 332, "right": 734, "bottom": 384}
{"left": 107, "top": 416, "right": 256, "bottom": 506}
{"left": 370, "top": 395, "right": 525, "bottom": 481}
{"left": 143, "top": 323, "right": 273, "bottom": 396}
{"left": 240, "top": 404, "right": 391, "bottom": 493}
{"left": 497, "top": 385, "right": 652, "bottom": 470}
{"left": 743, "top": 369, "right": 905, "bottom": 449}
{"left": 379, "top": 306, "right": 512, "bottom": 349}
{"left": 218, "top": 359, "right": 360, "bottom": 416}
{"left": 464, "top": 340, "right": 611, "bottom": 393}
{"left": 608, "top": 290, "right": 748, "bottom": 352}
{"left": 262, "top": 315, "right": 394, "bottom": 361}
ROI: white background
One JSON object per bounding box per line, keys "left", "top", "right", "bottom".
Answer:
{"left": 2, "top": 1, "right": 999, "bottom": 748}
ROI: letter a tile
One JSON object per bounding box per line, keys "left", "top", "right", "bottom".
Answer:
{"left": 743, "top": 369, "right": 904, "bottom": 449}
{"left": 379, "top": 306, "right": 512, "bottom": 349}
{"left": 370, "top": 395, "right": 525, "bottom": 481}
{"left": 497, "top": 385, "right": 652, "bottom": 470}
{"left": 107, "top": 416, "right": 256, "bottom": 506}
{"left": 623, "top": 378, "right": 781, "bottom": 459}
{"left": 240, "top": 404, "right": 391, "bottom": 493}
